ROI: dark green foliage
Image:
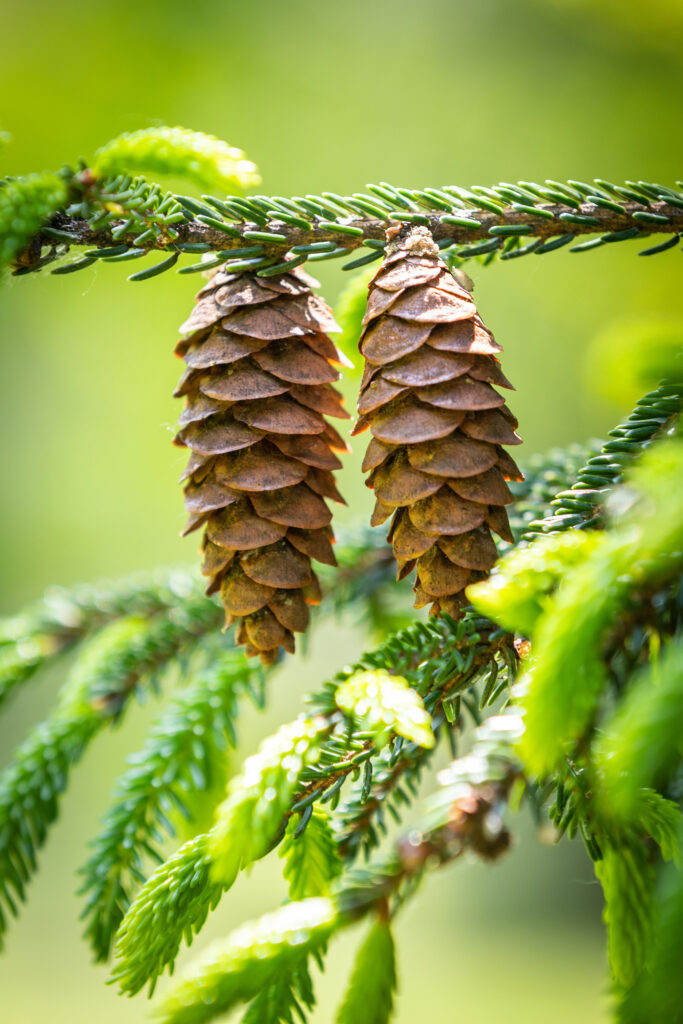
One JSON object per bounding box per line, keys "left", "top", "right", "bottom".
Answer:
{"left": 80, "top": 646, "right": 263, "bottom": 962}
{"left": 507, "top": 442, "right": 598, "bottom": 541}
{"left": 526, "top": 383, "right": 683, "bottom": 537}
{"left": 0, "top": 568, "right": 218, "bottom": 707}
{"left": 0, "top": 607, "right": 221, "bottom": 950}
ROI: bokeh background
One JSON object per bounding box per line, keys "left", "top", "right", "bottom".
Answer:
{"left": 1, "top": 0, "right": 682, "bottom": 1021}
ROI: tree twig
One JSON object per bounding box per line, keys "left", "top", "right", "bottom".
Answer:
{"left": 31, "top": 199, "right": 683, "bottom": 260}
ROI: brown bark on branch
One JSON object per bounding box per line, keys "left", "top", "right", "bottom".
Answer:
{"left": 34, "top": 199, "right": 683, "bottom": 258}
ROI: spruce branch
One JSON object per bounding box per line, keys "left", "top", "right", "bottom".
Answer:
{"left": 80, "top": 645, "right": 263, "bottom": 963}
{"left": 14, "top": 178, "right": 683, "bottom": 279}
{"left": 0, "top": 567, "right": 216, "bottom": 708}
{"left": 0, "top": 171, "right": 68, "bottom": 269}
{"left": 111, "top": 717, "right": 332, "bottom": 995}
{"left": 621, "top": 830, "right": 683, "bottom": 1024}
{"left": 239, "top": 808, "right": 342, "bottom": 1022}
{"left": 335, "top": 738, "right": 431, "bottom": 862}
{"left": 279, "top": 807, "right": 342, "bottom": 901}
{"left": 526, "top": 383, "right": 682, "bottom": 538}
{"left": 0, "top": 526, "right": 395, "bottom": 711}
{"left": 155, "top": 898, "right": 338, "bottom": 1024}
{"left": 595, "top": 637, "right": 683, "bottom": 819}
{"left": 111, "top": 612, "right": 512, "bottom": 995}
{"left": 0, "top": 525, "right": 396, "bottom": 970}
{"left": 0, "top": 597, "right": 222, "bottom": 950}
{"left": 335, "top": 917, "right": 396, "bottom": 1024}
{"left": 112, "top": 834, "right": 221, "bottom": 997}
{"left": 155, "top": 711, "right": 522, "bottom": 1024}
{"left": 39, "top": 197, "right": 683, "bottom": 255}
{"left": 595, "top": 843, "right": 655, "bottom": 990}
{"left": 472, "top": 437, "right": 683, "bottom": 778}
{"left": 299, "top": 613, "right": 514, "bottom": 812}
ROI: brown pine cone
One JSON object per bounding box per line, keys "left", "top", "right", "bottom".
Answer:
{"left": 173, "top": 264, "right": 350, "bottom": 663}
{"left": 353, "top": 225, "right": 523, "bottom": 619}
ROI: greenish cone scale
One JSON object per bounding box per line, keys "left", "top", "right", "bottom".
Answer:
{"left": 174, "top": 265, "right": 350, "bottom": 663}
{"left": 354, "top": 226, "right": 523, "bottom": 617}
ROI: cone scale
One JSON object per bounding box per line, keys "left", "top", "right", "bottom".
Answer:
{"left": 174, "top": 265, "right": 349, "bottom": 663}
{"left": 354, "top": 225, "right": 523, "bottom": 617}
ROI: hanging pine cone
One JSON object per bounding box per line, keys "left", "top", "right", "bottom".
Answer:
{"left": 173, "top": 264, "right": 350, "bottom": 663}
{"left": 353, "top": 225, "right": 523, "bottom": 619}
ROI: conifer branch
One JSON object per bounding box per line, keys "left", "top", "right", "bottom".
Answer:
{"left": 155, "top": 711, "right": 522, "bottom": 1024}
{"left": 0, "top": 525, "right": 396, "bottom": 963}
{"left": 279, "top": 807, "right": 342, "bottom": 901}
{"left": 13, "top": 178, "right": 683, "bottom": 279}
{"left": 156, "top": 898, "right": 338, "bottom": 1024}
{"left": 112, "top": 834, "right": 221, "bottom": 996}
{"left": 0, "top": 603, "right": 220, "bottom": 950}
{"left": 335, "top": 918, "right": 396, "bottom": 1024}
{"left": 596, "top": 843, "right": 655, "bottom": 990}
{"left": 621, "top": 829, "right": 683, "bottom": 1023}
{"left": 241, "top": 809, "right": 341, "bottom": 1022}
{"left": 80, "top": 645, "right": 263, "bottom": 963}
{"left": 335, "top": 738, "right": 432, "bottom": 861}
{"left": 0, "top": 568, "right": 218, "bottom": 708}
{"left": 338, "top": 706, "right": 524, "bottom": 914}
{"left": 526, "top": 383, "right": 682, "bottom": 537}
{"left": 0, "top": 529, "right": 395, "bottom": 710}
{"left": 37, "top": 197, "right": 682, "bottom": 255}
{"left": 595, "top": 637, "right": 683, "bottom": 818}
{"left": 300, "top": 614, "right": 517, "bottom": 860}
{"left": 112, "top": 612, "right": 514, "bottom": 994}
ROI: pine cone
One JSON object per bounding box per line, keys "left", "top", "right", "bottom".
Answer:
{"left": 174, "top": 265, "right": 349, "bottom": 663}
{"left": 354, "top": 225, "right": 523, "bottom": 618}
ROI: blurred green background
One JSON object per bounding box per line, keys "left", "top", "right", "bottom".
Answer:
{"left": 1, "top": 0, "right": 681, "bottom": 1020}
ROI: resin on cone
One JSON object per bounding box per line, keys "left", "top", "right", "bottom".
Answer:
{"left": 174, "top": 263, "right": 349, "bottom": 663}
{"left": 354, "top": 225, "right": 523, "bottom": 618}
